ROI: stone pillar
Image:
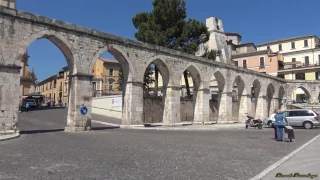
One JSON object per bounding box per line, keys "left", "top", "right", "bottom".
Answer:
{"left": 239, "top": 94, "right": 251, "bottom": 123}
{"left": 193, "top": 88, "right": 210, "bottom": 124}
{"left": 255, "top": 96, "right": 268, "bottom": 120}
{"left": 163, "top": 86, "right": 180, "bottom": 125}
{"left": 121, "top": 81, "right": 144, "bottom": 126}
{"left": 270, "top": 98, "right": 279, "bottom": 115}
{"left": 218, "top": 92, "right": 233, "bottom": 123}
{"left": 65, "top": 74, "right": 93, "bottom": 132}
{"left": 0, "top": 65, "right": 21, "bottom": 132}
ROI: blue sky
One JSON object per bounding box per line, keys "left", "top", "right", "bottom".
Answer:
{"left": 19, "top": 0, "right": 320, "bottom": 81}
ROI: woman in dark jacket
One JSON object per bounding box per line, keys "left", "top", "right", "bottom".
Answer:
{"left": 274, "top": 109, "right": 287, "bottom": 141}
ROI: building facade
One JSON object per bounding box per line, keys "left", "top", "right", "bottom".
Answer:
{"left": 232, "top": 49, "right": 284, "bottom": 77}
{"left": 20, "top": 52, "right": 37, "bottom": 99}
{"left": 35, "top": 70, "right": 65, "bottom": 105}
{"left": 257, "top": 35, "right": 320, "bottom": 103}
{"left": 92, "top": 58, "right": 121, "bottom": 96}
{"left": 35, "top": 58, "right": 121, "bottom": 105}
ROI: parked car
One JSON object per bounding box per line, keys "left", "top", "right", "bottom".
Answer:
{"left": 263, "top": 117, "right": 274, "bottom": 128}
{"left": 282, "top": 109, "right": 320, "bottom": 129}
{"left": 25, "top": 99, "right": 38, "bottom": 108}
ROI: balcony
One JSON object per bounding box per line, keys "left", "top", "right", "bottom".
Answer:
{"left": 278, "top": 62, "right": 320, "bottom": 73}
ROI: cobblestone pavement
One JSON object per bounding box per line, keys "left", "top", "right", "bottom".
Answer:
{"left": 1, "top": 108, "right": 320, "bottom": 180}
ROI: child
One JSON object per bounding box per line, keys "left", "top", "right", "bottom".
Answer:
{"left": 26, "top": 102, "right": 30, "bottom": 113}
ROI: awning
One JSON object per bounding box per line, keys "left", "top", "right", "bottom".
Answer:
{"left": 24, "top": 92, "right": 45, "bottom": 98}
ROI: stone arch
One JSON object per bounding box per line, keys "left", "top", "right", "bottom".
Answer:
{"left": 89, "top": 44, "right": 135, "bottom": 82}
{"left": 17, "top": 30, "right": 76, "bottom": 73}
{"left": 209, "top": 70, "right": 226, "bottom": 121}
{"left": 178, "top": 63, "right": 203, "bottom": 122}
{"left": 266, "top": 83, "right": 276, "bottom": 116}
{"left": 178, "top": 63, "right": 203, "bottom": 90}
{"left": 142, "top": 55, "right": 171, "bottom": 87}
{"left": 141, "top": 56, "right": 171, "bottom": 123}
{"left": 232, "top": 75, "right": 246, "bottom": 122}
{"left": 290, "top": 85, "right": 312, "bottom": 104}
{"left": 251, "top": 79, "right": 261, "bottom": 117}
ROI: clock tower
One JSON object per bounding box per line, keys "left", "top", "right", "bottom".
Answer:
{"left": 0, "top": 0, "right": 16, "bottom": 9}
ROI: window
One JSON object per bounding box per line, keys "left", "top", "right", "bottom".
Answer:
{"left": 53, "top": 79, "right": 57, "bottom": 88}
{"left": 243, "top": 59, "right": 247, "bottom": 68}
{"left": 305, "top": 56, "right": 309, "bottom": 67}
{"left": 279, "top": 44, "right": 282, "bottom": 51}
{"left": 291, "top": 42, "right": 295, "bottom": 49}
{"left": 65, "top": 82, "right": 68, "bottom": 94}
{"left": 267, "top": 46, "right": 270, "bottom": 50}
{"left": 109, "top": 69, "right": 114, "bottom": 76}
{"left": 109, "top": 81, "right": 114, "bottom": 91}
{"left": 296, "top": 73, "right": 305, "bottom": 80}
{"left": 92, "top": 82, "right": 96, "bottom": 90}
{"left": 216, "top": 25, "right": 220, "bottom": 30}
{"left": 234, "top": 61, "right": 238, "bottom": 67}
{"left": 304, "top": 40, "right": 308, "bottom": 47}
{"left": 292, "top": 58, "right": 296, "bottom": 68}
{"left": 53, "top": 93, "right": 56, "bottom": 101}
{"left": 318, "top": 55, "right": 320, "bottom": 65}
{"left": 259, "top": 57, "right": 265, "bottom": 67}
{"left": 316, "top": 72, "right": 320, "bottom": 80}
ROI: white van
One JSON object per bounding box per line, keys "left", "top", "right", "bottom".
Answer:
{"left": 25, "top": 99, "right": 38, "bottom": 108}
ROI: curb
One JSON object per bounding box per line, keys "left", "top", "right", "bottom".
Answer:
{"left": 250, "top": 134, "right": 320, "bottom": 180}
{"left": 92, "top": 120, "right": 244, "bottom": 131}
{"left": 0, "top": 133, "right": 20, "bottom": 142}
{"left": 91, "top": 120, "right": 120, "bottom": 127}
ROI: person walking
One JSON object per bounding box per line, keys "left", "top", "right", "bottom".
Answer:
{"left": 270, "top": 110, "right": 277, "bottom": 139}
{"left": 274, "top": 109, "right": 286, "bottom": 141}
{"left": 25, "top": 102, "right": 30, "bottom": 113}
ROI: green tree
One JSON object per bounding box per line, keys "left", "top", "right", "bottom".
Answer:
{"left": 117, "top": 68, "right": 123, "bottom": 92}
{"left": 133, "top": 0, "right": 216, "bottom": 97}
{"left": 143, "top": 66, "right": 155, "bottom": 96}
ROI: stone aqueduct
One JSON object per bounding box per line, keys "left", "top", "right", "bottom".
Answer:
{"left": 0, "top": 7, "right": 320, "bottom": 132}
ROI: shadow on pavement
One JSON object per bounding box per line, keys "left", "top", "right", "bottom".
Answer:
{"left": 20, "top": 127, "right": 119, "bottom": 134}
{"left": 20, "top": 129, "right": 65, "bottom": 134}
{"left": 25, "top": 107, "right": 66, "bottom": 112}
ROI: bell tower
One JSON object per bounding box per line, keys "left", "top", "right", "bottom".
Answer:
{"left": 0, "top": 0, "right": 16, "bottom": 9}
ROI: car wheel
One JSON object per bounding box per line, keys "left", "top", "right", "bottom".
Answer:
{"left": 267, "top": 121, "right": 273, "bottom": 128}
{"left": 258, "top": 124, "right": 263, "bottom": 129}
{"left": 303, "top": 121, "right": 313, "bottom": 129}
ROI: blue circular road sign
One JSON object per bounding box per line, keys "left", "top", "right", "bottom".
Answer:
{"left": 80, "top": 106, "right": 88, "bottom": 115}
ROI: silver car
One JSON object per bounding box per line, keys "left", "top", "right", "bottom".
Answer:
{"left": 283, "top": 109, "right": 320, "bottom": 129}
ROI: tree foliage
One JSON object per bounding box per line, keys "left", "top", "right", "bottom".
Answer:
{"left": 133, "top": 0, "right": 217, "bottom": 96}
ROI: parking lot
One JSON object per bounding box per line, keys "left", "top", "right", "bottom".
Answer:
{"left": 1, "top": 108, "right": 320, "bottom": 180}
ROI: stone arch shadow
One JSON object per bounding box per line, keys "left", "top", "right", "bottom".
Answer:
{"left": 209, "top": 70, "right": 226, "bottom": 122}
{"left": 266, "top": 83, "right": 276, "bottom": 117}
{"left": 141, "top": 56, "right": 171, "bottom": 123}
{"left": 232, "top": 75, "right": 246, "bottom": 122}
{"left": 251, "top": 79, "right": 261, "bottom": 118}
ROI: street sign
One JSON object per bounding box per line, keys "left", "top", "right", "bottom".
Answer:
{"left": 80, "top": 106, "right": 88, "bottom": 115}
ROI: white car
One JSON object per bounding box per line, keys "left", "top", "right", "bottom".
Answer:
{"left": 263, "top": 117, "right": 275, "bottom": 128}
{"left": 25, "top": 99, "right": 38, "bottom": 107}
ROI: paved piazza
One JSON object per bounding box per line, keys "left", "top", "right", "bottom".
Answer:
{"left": 0, "top": 108, "right": 319, "bottom": 180}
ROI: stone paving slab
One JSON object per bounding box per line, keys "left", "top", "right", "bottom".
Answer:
{"left": 253, "top": 134, "right": 320, "bottom": 180}
{"left": 92, "top": 119, "right": 246, "bottom": 131}
{"left": 2, "top": 108, "right": 320, "bottom": 180}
